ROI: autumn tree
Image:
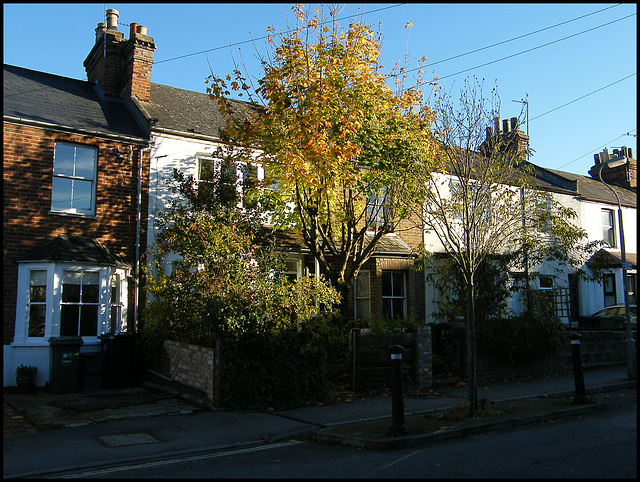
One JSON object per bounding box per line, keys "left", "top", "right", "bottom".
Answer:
{"left": 207, "top": 4, "right": 437, "bottom": 312}
{"left": 402, "top": 77, "right": 602, "bottom": 415}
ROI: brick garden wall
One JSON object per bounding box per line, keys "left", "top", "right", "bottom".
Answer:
{"left": 3, "top": 122, "right": 150, "bottom": 344}
{"left": 162, "top": 340, "right": 220, "bottom": 405}
{"left": 476, "top": 330, "right": 635, "bottom": 382}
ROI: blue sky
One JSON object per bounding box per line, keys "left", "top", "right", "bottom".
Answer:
{"left": 3, "top": 3, "right": 636, "bottom": 176}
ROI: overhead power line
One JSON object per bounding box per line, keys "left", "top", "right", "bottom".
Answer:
{"left": 396, "top": 3, "right": 623, "bottom": 77}
{"left": 154, "top": 3, "right": 406, "bottom": 65}
{"left": 433, "top": 13, "right": 635, "bottom": 81}
{"left": 529, "top": 74, "right": 636, "bottom": 122}
{"left": 557, "top": 129, "right": 637, "bottom": 170}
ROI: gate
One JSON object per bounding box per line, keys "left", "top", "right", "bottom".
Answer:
{"left": 351, "top": 330, "right": 416, "bottom": 390}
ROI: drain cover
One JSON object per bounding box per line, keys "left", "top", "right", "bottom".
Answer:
{"left": 96, "top": 432, "right": 161, "bottom": 448}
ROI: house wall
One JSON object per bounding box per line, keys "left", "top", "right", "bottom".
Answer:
{"left": 422, "top": 172, "right": 637, "bottom": 324}
{"left": 146, "top": 133, "right": 226, "bottom": 273}
{"left": 3, "top": 122, "right": 149, "bottom": 383}
{"left": 577, "top": 198, "right": 637, "bottom": 316}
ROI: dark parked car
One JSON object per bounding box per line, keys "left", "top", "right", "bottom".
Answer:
{"left": 578, "top": 304, "right": 637, "bottom": 330}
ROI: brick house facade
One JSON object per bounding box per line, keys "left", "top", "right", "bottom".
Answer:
{"left": 3, "top": 9, "right": 154, "bottom": 387}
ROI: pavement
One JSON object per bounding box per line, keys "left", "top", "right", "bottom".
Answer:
{"left": 3, "top": 364, "right": 636, "bottom": 478}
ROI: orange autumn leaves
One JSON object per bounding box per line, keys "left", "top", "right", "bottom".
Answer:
{"left": 208, "top": 5, "right": 438, "bottom": 195}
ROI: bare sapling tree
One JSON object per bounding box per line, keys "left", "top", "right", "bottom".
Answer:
{"left": 402, "top": 77, "right": 599, "bottom": 415}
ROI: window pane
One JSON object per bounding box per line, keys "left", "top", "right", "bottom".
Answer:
{"left": 356, "top": 299, "right": 370, "bottom": 321}
{"left": 75, "top": 147, "right": 97, "bottom": 179}
{"left": 382, "top": 272, "right": 392, "bottom": 296}
{"left": 62, "top": 271, "right": 81, "bottom": 302}
{"left": 28, "top": 305, "right": 46, "bottom": 337}
{"left": 382, "top": 298, "right": 392, "bottom": 319}
{"left": 82, "top": 283, "right": 99, "bottom": 303}
{"left": 51, "top": 177, "right": 73, "bottom": 209}
{"left": 393, "top": 272, "right": 405, "bottom": 297}
{"left": 53, "top": 144, "right": 76, "bottom": 176}
{"left": 29, "top": 270, "right": 47, "bottom": 302}
{"left": 356, "top": 271, "right": 370, "bottom": 298}
{"left": 62, "top": 282, "right": 80, "bottom": 302}
{"left": 82, "top": 272, "right": 100, "bottom": 303}
{"left": 60, "top": 305, "right": 79, "bottom": 336}
{"left": 80, "top": 306, "right": 98, "bottom": 336}
{"left": 392, "top": 299, "right": 404, "bottom": 319}
{"left": 199, "top": 159, "right": 215, "bottom": 181}
{"left": 540, "top": 276, "right": 553, "bottom": 289}
{"left": 72, "top": 179, "right": 93, "bottom": 211}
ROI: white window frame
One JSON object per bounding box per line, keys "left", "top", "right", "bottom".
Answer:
{"left": 382, "top": 270, "right": 407, "bottom": 320}
{"left": 51, "top": 142, "right": 98, "bottom": 216}
{"left": 283, "top": 257, "right": 302, "bottom": 282}
{"left": 603, "top": 273, "right": 617, "bottom": 307}
{"left": 449, "top": 180, "right": 491, "bottom": 223}
{"left": 366, "top": 187, "right": 388, "bottom": 229}
{"left": 13, "top": 263, "right": 128, "bottom": 346}
{"left": 354, "top": 270, "right": 371, "bottom": 322}
{"left": 601, "top": 208, "right": 616, "bottom": 247}
{"left": 197, "top": 156, "right": 241, "bottom": 204}
{"left": 538, "top": 275, "right": 554, "bottom": 290}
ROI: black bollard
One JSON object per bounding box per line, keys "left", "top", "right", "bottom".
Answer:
{"left": 569, "top": 333, "right": 587, "bottom": 404}
{"left": 389, "top": 345, "right": 409, "bottom": 436}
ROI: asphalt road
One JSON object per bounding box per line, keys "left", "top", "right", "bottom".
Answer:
{"left": 49, "top": 389, "right": 636, "bottom": 479}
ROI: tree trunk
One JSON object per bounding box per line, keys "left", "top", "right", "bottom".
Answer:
{"left": 466, "top": 273, "right": 478, "bottom": 417}
{"left": 336, "top": 283, "right": 350, "bottom": 319}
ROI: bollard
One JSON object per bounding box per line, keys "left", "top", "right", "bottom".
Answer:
{"left": 569, "top": 333, "right": 587, "bottom": 404}
{"left": 389, "top": 345, "right": 409, "bottom": 436}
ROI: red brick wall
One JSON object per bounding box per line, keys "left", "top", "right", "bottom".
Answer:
{"left": 3, "top": 122, "right": 150, "bottom": 345}
{"left": 163, "top": 340, "right": 218, "bottom": 405}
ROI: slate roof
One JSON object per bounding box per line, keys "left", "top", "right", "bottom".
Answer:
{"left": 136, "top": 83, "right": 259, "bottom": 141}
{"left": 539, "top": 167, "right": 637, "bottom": 208}
{"left": 3, "top": 64, "right": 146, "bottom": 142}
{"left": 274, "top": 230, "right": 413, "bottom": 257}
{"left": 16, "top": 235, "right": 129, "bottom": 268}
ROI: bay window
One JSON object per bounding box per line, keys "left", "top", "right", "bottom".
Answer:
{"left": 14, "top": 263, "right": 128, "bottom": 345}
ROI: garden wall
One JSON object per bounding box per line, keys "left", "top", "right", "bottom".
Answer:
{"left": 476, "top": 330, "right": 635, "bottom": 382}
{"left": 161, "top": 340, "right": 220, "bottom": 406}
{"left": 351, "top": 326, "right": 432, "bottom": 389}
{"left": 156, "top": 329, "right": 632, "bottom": 403}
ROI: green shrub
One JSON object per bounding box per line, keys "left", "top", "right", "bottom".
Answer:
{"left": 477, "top": 312, "right": 564, "bottom": 364}
{"left": 368, "top": 315, "right": 421, "bottom": 334}
{"left": 219, "top": 327, "right": 329, "bottom": 411}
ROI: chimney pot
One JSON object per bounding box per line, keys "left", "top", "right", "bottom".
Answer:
{"left": 486, "top": 126, "right": 493, "bottom": 140}
{"left": 494, "top": 117, "right": 501, "bottom": 136}
{"left": 106, "top": 9, "right": 119, "bottom": 30}
{"left": 510, "top": 117, "right": 518, "bottom": 132}
{"left": 502, "top": 119, "right": 510, "bottom": 133}
{"left": 95, "top": 22, "right": 106, "bottom": 42}
{"left": 129, "top": 23, "right": 139, "bottom": 39}
{"left": 137, "top": 25, "right": 147, "bottom": 36}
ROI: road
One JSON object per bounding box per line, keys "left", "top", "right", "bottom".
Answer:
{"left": 45, "top": 390, "right": 637, "bottom": 478}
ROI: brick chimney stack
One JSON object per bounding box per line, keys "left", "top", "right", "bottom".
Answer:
{"left": 589, "top": 147, "right": 636, "bottom": 190}
{"left": 480, "top": 116, "right": 529, "bottom": 162}
{"left": 84, "top": 9, "right": 156, "bottom": 102}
